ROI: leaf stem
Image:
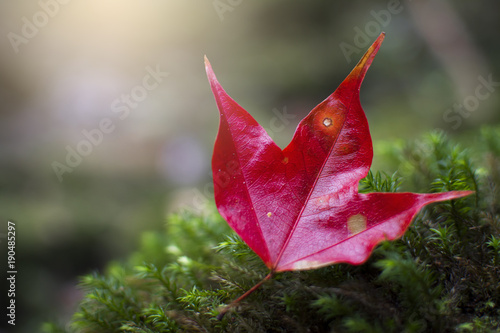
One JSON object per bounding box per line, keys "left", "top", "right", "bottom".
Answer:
{"left": 217, "top": 271, "right": 274, "bottom": 320}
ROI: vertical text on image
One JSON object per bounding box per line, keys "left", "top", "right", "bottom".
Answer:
{"left": 6, "top": 221, "right": 17, "bottom": 326}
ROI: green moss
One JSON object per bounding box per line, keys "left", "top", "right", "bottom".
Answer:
{"left": 44, "top": 128, "right": 500, "bottom": 332}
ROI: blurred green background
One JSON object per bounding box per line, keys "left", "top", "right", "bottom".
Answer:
{"left": 0, "top": 1, "right": 499, "bottom": 331}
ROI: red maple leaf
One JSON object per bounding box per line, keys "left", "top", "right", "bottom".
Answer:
{"left": 205, "top": 32, "right": 472, "bottom": 316}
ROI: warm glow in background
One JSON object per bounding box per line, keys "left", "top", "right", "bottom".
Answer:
{"left": 0, "top": 1, "right": 498, "bottom": 330}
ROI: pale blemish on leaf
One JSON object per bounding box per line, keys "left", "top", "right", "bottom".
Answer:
{"left": 347, "top": 214, "right": 367, "bottom": 235}
{"left": 267, "top": 212, "right": 272, "bottom": 217}
{"left": 292, "top": 260, "right": 322, "bottom": 270}
{"left": 323, "top": 117, "right": 333, "bottom": 127}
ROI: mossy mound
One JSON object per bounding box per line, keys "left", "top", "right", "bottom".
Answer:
{"left": 44, "top": 129, "right": 500, "bottom": 332}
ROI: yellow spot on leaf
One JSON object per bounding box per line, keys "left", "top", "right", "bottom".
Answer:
{"left": 282, "top": 157, "right": 289, "bottom": 164}
{"left": 347, "top": 214, "right": 367, "bottom": 235}
{"left": 267, "top": 212, "right": 272, "bottom": 217}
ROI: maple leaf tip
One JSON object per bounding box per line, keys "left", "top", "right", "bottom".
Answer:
{"left": 340, "top": 32, "right": 385, "bottom": 94}
{"left": 204, "top": 56, "right": 213, "bottom": 75}
{"left": 204, "top": 56, "right": 220, "bottom": 84}
{"left": 358, "top": 32, "right": 384, "bottom": 71}
{"left": 204, "top": 56, "right": 223, "bottom": 96}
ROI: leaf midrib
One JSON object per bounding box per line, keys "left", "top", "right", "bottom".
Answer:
{"left": 273, "top": 89, "right": 359, "bottom": 269}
